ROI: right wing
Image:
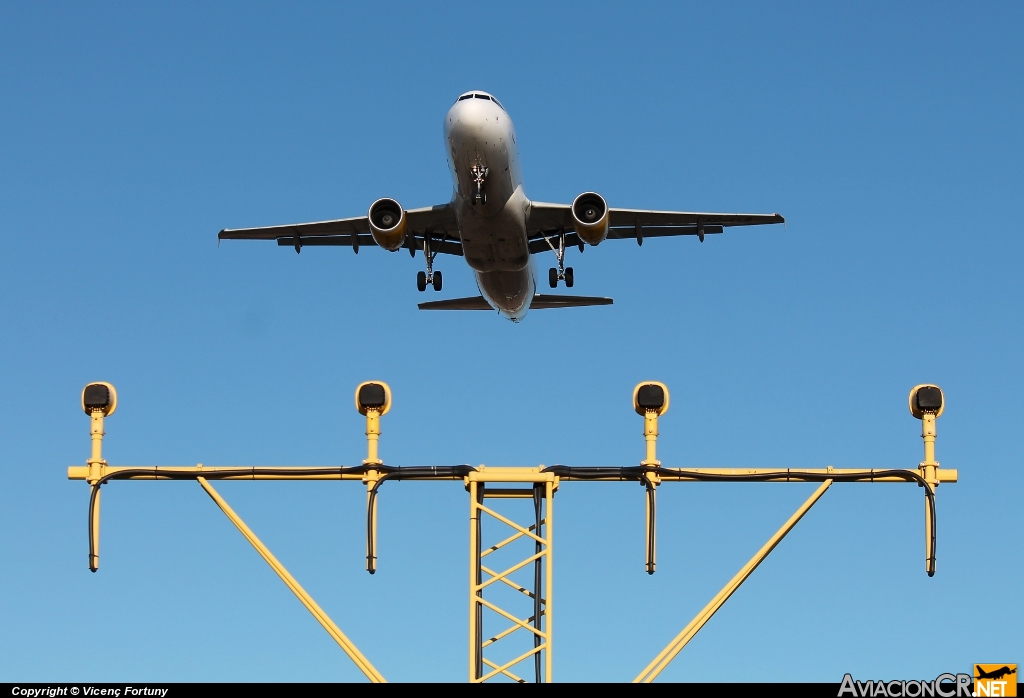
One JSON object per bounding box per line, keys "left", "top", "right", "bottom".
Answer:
{"left": 218, "top": 204, "right": 463, "bottom": 256}
{"left": 525, "top": 201, "right": 783, "bottom": 250}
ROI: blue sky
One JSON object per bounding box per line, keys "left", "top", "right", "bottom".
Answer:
{"left": 1, "top": 1, "right": 1021, "bottom": 683}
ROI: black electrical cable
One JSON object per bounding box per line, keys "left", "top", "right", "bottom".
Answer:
{"left": 542, "top": 465, "right": 938, "bottom": 576}
{"left": 86, "top": 463, "right": 480, "bottom": 575}
{"left": 640, "top": 472, "right": 657, "bottom": 575}
{"left": 85, "top": 465, "right": 379, "bottom": 574}
{"left": 85, "top": 464, "right": 937, "bottom": 578}
{"left": 87, "top": 484, "right": 100, "bottom": 572}
{"left": 364, "top": 465, "right": 476, "bottom": 573}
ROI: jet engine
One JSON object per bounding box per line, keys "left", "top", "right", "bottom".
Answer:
{"left": 368, "top": 198, "right": 408, "bottom": 251}
{"left": 571, "top": 192, "right": 609, "bottom": 246}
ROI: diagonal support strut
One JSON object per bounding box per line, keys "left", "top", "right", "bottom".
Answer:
{"left": 634, "top": 479, "right": 833, "bottom": 683}
{"left": 197, "top": 477, "right": 386, "bottom": 683}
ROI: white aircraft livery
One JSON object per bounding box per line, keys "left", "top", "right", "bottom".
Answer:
{"left": 219, "top": 91, "right": 785, "bottom": 322}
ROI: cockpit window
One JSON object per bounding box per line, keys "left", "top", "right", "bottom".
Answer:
{"left": 456, "top": 93, "right": 505, "bottom": 111}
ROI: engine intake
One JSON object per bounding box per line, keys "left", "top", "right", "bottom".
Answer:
{"left": 368, "top": 198, "right": 408, "bottom": 251}
{"left": 571, "top": 192, "right": 609, "bottom": 246}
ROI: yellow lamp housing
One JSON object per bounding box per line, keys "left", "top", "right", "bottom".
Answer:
{"left": 909, "top": 384, "right": 944, "bottom": 420}
{"left": 81, "top": 382, "right": 117, "bottom": 417}
{"left": 355, "top": 381, "right": 392, "bottom": 416}
{"left": 633, "top": 381, "right": 670, "bottom": 416}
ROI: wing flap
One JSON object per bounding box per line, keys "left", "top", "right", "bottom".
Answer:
{"left": 276, "top": 233, "right": 464, "bottom": 256}
{"left": 276, "top": 233, "right": 376, "bottom": 247}
{"left": 606, "top": 225, "right": 724, "bottom": 240}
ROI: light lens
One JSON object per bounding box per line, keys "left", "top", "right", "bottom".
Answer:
{"left": 358, "top": 383, "right": 387, "bottom": 409}
{"left": 915, "top": 386, "right": 943, "bottom": 413}
{"left": 83, "top": 384, "right": 111, "bottom": 411}
{"left": 637, "top": 384, "right": 665, "bottom": 410}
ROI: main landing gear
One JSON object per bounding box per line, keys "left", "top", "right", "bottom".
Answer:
{"left": 545, "top": 230, "right": 574, "bottom": 288}
{"left": 416, "top": 233, "right": 443, "bottom": 292}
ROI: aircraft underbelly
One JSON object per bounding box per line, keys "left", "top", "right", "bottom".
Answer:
{"left": 444, "top": 95, "right": 534, "bottom": 319}
{"left": 476, "top": 266, "right": 535, "bottom": 321}
{"left": 459, "top": 205, "right": 529, "bottom": 272}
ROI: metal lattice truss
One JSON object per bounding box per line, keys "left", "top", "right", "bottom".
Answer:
{"left": 469, "top": 481, "right": 553, "bottom": 682}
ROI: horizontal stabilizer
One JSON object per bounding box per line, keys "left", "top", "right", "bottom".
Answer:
{"left": 530, "top": 294, "right": 613, "bottom": 309}
{"left": 418, "top": 294, "right": 613, "bottom": 311}
{"left": 418, "top": 296, "right": 493, "bottom": 311}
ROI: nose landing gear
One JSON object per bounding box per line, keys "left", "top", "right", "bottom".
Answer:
{"left": 545, "top": 230, "right": 575, "bottom": 288}
{"left": 416, "top": 233, "right": 443, "bottom": 292}
{"left": 470, "top": 165, "right": 488, "bottom": 205}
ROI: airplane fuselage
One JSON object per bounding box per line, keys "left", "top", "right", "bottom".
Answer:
{"left": 444, "top": 92, "right": 535, "bottom": 321}
{"left": 218, "top": 91, "right": 786, "bottom": 318}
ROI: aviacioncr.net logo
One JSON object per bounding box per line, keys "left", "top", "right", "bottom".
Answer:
{"left": 839, "top": 673, "right": 972, "bottom": 697}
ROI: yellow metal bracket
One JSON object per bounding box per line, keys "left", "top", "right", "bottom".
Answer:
{"left": 197, "top": 476, "right": 385, "bottom": 683}
{"left": 634, "top": 479, "right": 833, "bottom": 683}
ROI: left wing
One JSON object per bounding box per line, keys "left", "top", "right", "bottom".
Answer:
{"left": 218, "top": 204, "right": 463, "bottom": 256}
{"left": 525, "top": 202, "right": 783, "bottom": 251}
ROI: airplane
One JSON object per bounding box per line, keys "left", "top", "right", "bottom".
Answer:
{"left": 219, "top": 90, "right": 785, "bottom": 322}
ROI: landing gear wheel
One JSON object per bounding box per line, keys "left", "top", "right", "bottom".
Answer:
{"left": 432, "top": 271, "right": 442, "bottom": 292}
{"left": 564, "top": 267, "right": 574, "bottom": 288}
{"left": 548, "top": 268, "right": 558, "bottom": 288}
{"left": 417, "top": 271, "right": 427, "bottom": 292}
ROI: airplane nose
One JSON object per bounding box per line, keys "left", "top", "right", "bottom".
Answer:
{"left": 446, "top": 99, "right": 492, "bottom": 137}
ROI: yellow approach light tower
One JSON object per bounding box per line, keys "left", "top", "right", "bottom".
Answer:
{"left": 68, "top": 381, "right": 957, "bottom": 682}
{"left": 81, "top": 382, "right": 117, "bottom": 572}
{"left": 909, "top": 383, "right": 945, "bottom": 576}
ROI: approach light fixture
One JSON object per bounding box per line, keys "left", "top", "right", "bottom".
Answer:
{"left": 909, "top": 384, "right": 944, "bottom": 419}
{"left": 355, "top": 381, "right": 391, "bottom": 466}
{"left": 82, "top": 382, "right": 117, "bottom": 417}
{"left": 908, "top": 383, "right": 944, "bottom": 473}
{"left": 633, "top": 381, "right": 669, "bottom": 467}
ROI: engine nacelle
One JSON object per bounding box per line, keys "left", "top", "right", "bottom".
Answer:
{"left": 571, "top": 192, "right": 609, "bottom": 246}
{"left": 368, "top": 198, "right": 408, "bottom": 251}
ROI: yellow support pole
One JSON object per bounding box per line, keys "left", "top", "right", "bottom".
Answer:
{"left": 89, "top": 411, "right": 105, "bottom": 471}
{"left": 197, "top": 477, "right": 385, "bottom": 683}
{"left": 920, "top": 412, "right": 938, "bottom": 576}
{"left": 545, "top": 479, "right": 554, "bottom": 683}
{"left": 468, "top": 480, "right": 479, "bottom": 683}
{"left": 634, "top": 479, "right": 833, "bottom": 683}
{"left": 364, "top": 409, "right": 381, "bottom": 465}
{"left": 86, "top": 411, "right": 106, "bottom": 572}
{"left": 644, "top": 410, "right": 660, "bottom": 466}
